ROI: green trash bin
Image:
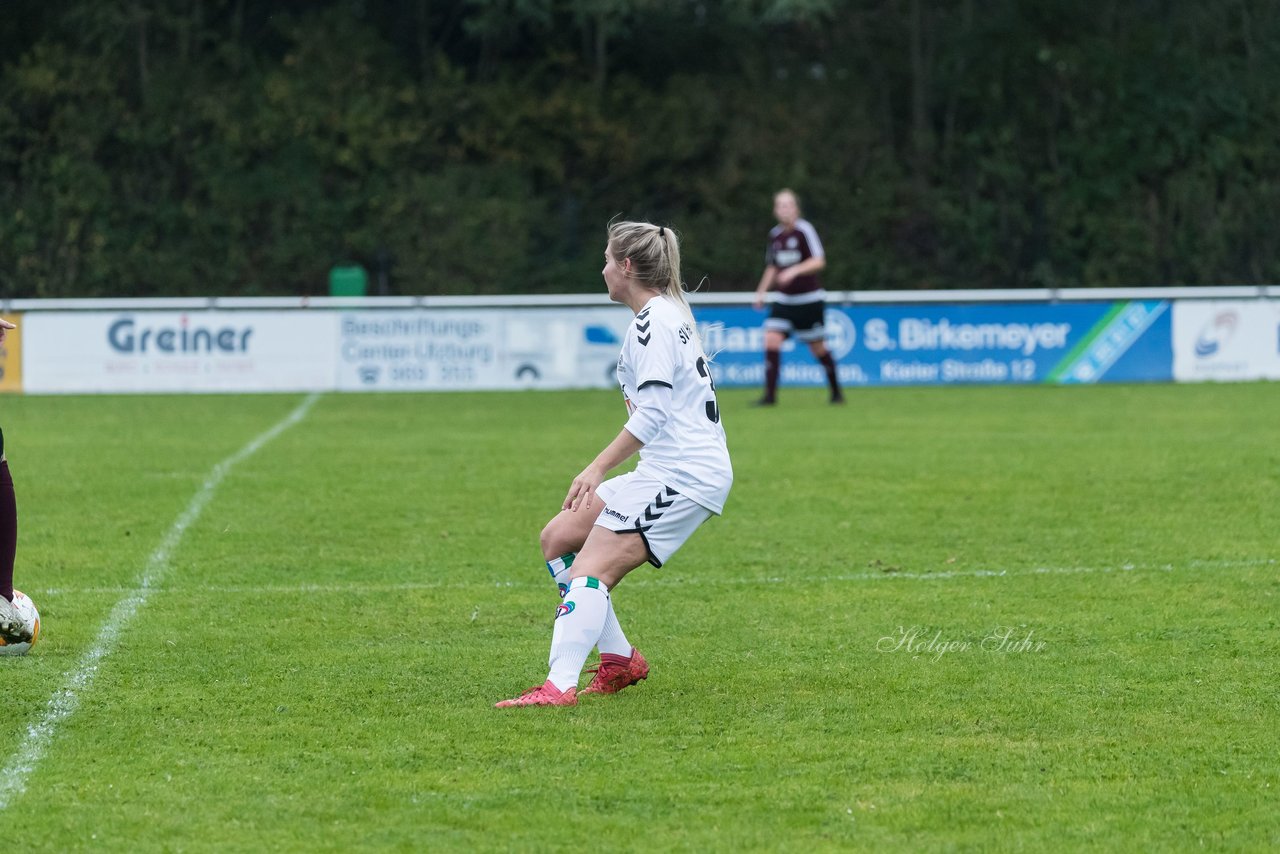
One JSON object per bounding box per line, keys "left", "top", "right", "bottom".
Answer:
{"left": 329, "top": 265, "right": 368, "bottom": 297}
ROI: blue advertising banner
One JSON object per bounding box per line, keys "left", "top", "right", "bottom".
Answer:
{"left": 695, "top": 301, "right": 1172, "bottom": 387}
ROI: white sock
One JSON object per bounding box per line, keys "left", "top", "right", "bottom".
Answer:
{"left": 547, "top": 576, "right": 609, "bottom": 692}
{"left": 546, "top": 553, "right": 574, "bottom": 599}
{"left": 548, "top": 554, "right": 631, "bottom": 658}
{"left": 596, "top": 596, "right": 632, "bottom": 658}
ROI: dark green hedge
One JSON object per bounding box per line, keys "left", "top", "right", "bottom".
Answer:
{"left": 3, "top": 0, "right": 1279, "bottom": 297}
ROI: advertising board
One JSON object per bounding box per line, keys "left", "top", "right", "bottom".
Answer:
{"left": 22, "top": 311, "right": 337, "bottom": 393}
{"left": 335, "top": 308, "right": 632, "bottom": 391}
{"left": 695, "top": 301, "right": 1172, "bottom": 387}
{"left": 1172, "top": 300, "right": 1280, "bottom": 381}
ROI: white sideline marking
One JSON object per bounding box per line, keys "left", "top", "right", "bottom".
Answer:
{"left": 0, "top": 393, "right": 320, "bottom": 812}
{"left": 26, "top": 557, "right": 1276, "bottom": 597}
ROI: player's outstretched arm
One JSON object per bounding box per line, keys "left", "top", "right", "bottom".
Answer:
{"left": 753, "top": 267, "right": 778, "bottom": 309}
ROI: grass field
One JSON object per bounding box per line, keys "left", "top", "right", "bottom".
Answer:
{"left": 1, "top": 383, "right": 1277, "bottom": 851}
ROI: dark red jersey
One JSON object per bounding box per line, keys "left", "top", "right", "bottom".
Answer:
{"left": 765, "top": 218, "right": 826, "bottom": 302}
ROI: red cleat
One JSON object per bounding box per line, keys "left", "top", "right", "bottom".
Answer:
{"left": 581, "top": 648, "right": 649, "bottom": 695}
{"left": 494, "top": 679, "right": 578, "bottom": 708}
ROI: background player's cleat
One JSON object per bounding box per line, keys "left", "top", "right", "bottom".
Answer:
{"left": 830, "top": 393, "right": 845, "bottom": 405}
{"left": 0, "top": 595, "right": 33, "bottom": 644}
{"left": 750, "top": 398, "right": 776, "bottom": 407}
{"left": 494, "top": 680, "right": 578, "bottom": 708}
{"left": 581, "top": 648, "right": 649, "bottom": 695}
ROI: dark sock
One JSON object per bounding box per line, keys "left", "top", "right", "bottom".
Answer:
{"left": 764, "top": 350, "right": 780, "bottom": 402}
{"left": 818, "top": 353, "right": 842, "bottom": 398}
{"left": 0, "top": 461, "right": 15, "bottom": 602}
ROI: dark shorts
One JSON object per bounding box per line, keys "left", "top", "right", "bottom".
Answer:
{"left": 765, "top": 301, "right": 826, "bottom": 342}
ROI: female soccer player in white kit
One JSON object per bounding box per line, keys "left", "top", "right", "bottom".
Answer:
{"left": 0, "top": 318, "right": 34, "bottom": 646}
{"left": 496, "top": 221, "right": 733, "bottom": 708}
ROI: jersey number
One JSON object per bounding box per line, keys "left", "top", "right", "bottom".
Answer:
{"left": 695, "top": 356, "right": 720, "bottom": 424}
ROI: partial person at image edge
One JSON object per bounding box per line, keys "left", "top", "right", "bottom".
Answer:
{"left": 0, "top": 317, "right": 34, "bottom": 645}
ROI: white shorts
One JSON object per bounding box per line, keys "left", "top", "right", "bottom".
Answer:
{"left": 594, "top": 472, "right": 713, "bottom": 568}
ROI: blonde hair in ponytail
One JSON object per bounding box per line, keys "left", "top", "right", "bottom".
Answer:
{"left": 607, "top": 221, "right": 706, "bottom": 358}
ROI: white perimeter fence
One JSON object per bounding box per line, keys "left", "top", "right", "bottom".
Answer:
{"left": 0, "top": 287, "right": 1276, "bottom": 393}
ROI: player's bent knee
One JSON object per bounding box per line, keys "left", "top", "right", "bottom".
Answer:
{"left": 539, "top": 522, "right": 568, "bottom": 561}
{"left": 538, "top": 521, "right": 555, "bottom": 554}
{"left": 540, "top": 515, "right": 586, "bottom": 561}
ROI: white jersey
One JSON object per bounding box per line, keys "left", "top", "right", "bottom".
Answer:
{"left": 616, "top": 295, "right": 733, "bottom": 514}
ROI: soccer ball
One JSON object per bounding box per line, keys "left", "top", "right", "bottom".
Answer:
{"left": 0, "top": 590, "right": 40, "bottom": 656}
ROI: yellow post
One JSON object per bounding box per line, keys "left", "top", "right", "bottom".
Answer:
{"left": 0, "top": 314, "right": 22, "bottom": 394}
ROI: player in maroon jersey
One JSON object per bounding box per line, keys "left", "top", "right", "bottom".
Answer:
{"left": 751, "top": 189, "right": 844, "bottom": 406}
{"left": 0, "top": 317, "right": 33, "bottom": 644}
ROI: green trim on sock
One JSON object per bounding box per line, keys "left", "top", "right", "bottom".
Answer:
{"left": 566, "top": 575, "right": 605, "bottom": 593}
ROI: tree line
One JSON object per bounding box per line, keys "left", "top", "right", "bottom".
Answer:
{"left": 2, "top": 0, "right": 1278, "bottom": 297}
